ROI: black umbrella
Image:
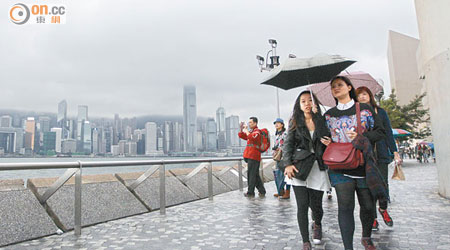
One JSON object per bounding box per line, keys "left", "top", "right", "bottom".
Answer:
{"left": 260, "top": 53, "right": 356, "bottom": 90}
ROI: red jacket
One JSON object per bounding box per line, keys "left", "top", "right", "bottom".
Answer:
{"left": 238, "top": 127, "right": 262, "bottom": 162}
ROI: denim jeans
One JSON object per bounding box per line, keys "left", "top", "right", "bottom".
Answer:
{"left": 274, "top": 162, "right": 290, "bottom": 195}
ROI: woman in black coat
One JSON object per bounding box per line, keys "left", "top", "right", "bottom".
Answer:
{"left": 282, "top": 90, "right": 331, "bottom": 250}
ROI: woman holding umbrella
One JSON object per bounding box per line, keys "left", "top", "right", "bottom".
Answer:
{"left": 282, "top": 90, "right": 331, "bottom": 250}
{"left": 356, "top": 86, "right": 401, "bottom": 231}
{"left": 323, "top": 76, "right": 386, "bottom": 250}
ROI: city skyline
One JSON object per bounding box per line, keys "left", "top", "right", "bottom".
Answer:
{"left": 1, "top": 1, "right": 420, "bottom": 133}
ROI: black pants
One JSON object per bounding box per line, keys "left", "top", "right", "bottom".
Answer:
{"left": 293, "top": 186, "right": 324, "bottom": 243}
{"left": 373, "top": 163, "right": 389, "bottom": 218}
{"left": 335, "top": 181, "right": 374, "bottom": 250}
{"left": 246, "top": 158, "right": 266, "bottom": 195}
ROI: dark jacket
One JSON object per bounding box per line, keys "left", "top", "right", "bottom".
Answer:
{"left": 375, "top": 108, "right": 398, "bottom": 164}
{"left": 282, "top": 114, "right": 331, "bottom": 172}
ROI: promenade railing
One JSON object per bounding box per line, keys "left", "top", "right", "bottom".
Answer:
{"left": 0, "top": 156, "right": 273, "bottom": 236}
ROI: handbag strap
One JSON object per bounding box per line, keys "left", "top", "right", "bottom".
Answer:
{"left": 356, "top": 102, "right": 362, "bottom": 134}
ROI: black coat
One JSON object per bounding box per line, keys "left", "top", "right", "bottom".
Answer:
{"left": 282, "top": 114, "right": 331, "bottom": 172}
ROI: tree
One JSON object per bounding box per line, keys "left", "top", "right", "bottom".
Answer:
{"left": 379, "top": 89, "right": 431, "bottom": 139}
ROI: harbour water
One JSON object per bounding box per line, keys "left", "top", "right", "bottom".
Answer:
{"left": 0, "top": 157, "right": 238, "bottom": 181}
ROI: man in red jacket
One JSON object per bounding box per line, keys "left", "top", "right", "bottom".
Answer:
{"left": 239, "top": 117, "right": 266, "bottom": 197}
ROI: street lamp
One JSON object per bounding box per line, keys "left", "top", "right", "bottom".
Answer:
{"left": 257, "top": 39, "right": 281, "bottom": 117}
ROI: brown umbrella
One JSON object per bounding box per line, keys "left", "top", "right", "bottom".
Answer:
{"left": 310, "top": 71, "right": 384, "bottom": 107}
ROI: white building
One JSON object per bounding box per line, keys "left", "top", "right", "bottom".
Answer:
{"left": 183, "top": 85, "right": 197, "bottom": 152}
{"left": 387, "top": 30, "right": 421, "bottom": 105}
{"left": 50, "top": 127, "right": 62, "bottom": 153}
{"left": 145, "top": 122, "right": 158, "bottom": 155}
{"left": 414, "top": 0, "right": 450, "bottom": 198}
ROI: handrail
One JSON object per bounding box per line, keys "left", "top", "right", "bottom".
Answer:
{"left": 0, "top": 156, "right": 272, "bottom": 171}
{"left": 0, "top": 156, "right": 273, "bottom": 237}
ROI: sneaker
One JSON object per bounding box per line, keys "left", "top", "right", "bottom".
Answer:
{"left": 244, "top": 192, "right": 255, "bottom": 198}
{"left": 312, "top": 223, "right": 322, "bottom": 244}
{"left": 372, "top": 219, "right": 379, "bottom": 231}
{"left": 378, "top": 208, "right": 393, "bottom": 227}
{"left": 361, "top": 237, "right": 376, "bottom": 250}
{"left": 303, "top": 242, "right": 312, "bottom": 250}
{"left": 258, "top": 192, "right": 266, "bottom": 198}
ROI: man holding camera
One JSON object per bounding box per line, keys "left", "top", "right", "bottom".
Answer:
{"left": 238, "top": 117, "right": 266, "bottom": 197}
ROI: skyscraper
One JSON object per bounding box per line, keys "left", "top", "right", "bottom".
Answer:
{"left": 83, "top": 121, "right": 92, "bottom": 153}
{"left": 0, "top": 115, "right": 12, "bottom": 128}
{"left": 24, "top": 117, "right": 36, "bottom": 151}
{"left": 145, "top": 122, "right": 157, "bottom": 155}
{"left": 38, "top": 116, "right": 51, "bottom": 133}
{"left": 50, "top": 127, "right": 62, "bottom": 153}
{"left": 57, "top": 100, "right": 67, "bottom": 138}
{"left": 226, "top": 115, "right": 240, "bottom": 148}
{"left": 206, "top": 118, "right": 217, "bottom": 152}
{"left": 183, "top": 85, "right": 197, "bottom": 152}
{"left": 77, "top": 105, "right": 88, "bottom": 142}
{"left": 216, "top": 107, "right": 226, "bottom": 134}
{"left": 163, "top": 121, "right": 172, "bottom": 154}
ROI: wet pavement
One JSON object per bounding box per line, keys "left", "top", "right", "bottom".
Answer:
{"left": 4, "top": 159, "right": 450, "bottom": 250}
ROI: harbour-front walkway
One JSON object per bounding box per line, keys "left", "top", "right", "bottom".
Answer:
{"left": 5, "top": 160, "right": 450, "bottom": 250}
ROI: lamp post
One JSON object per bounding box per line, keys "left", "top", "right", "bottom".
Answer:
{"left": 257, "top": 39, "right": 281, "bottom": 118}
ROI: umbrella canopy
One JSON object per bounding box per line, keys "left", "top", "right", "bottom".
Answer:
{"left": 260, "top": 53, "right": 356, "bottom": 90}
{"left": 310, "top": 71, "right": 384, "bottom": 107}
{"left": 419, "top": 141, "right": 434, "bottom": 147}
{"left": 392, "top": 128, "right": 412, "bottom": 138}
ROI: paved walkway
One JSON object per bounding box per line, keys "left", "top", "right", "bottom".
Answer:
{"left": 4, "top": 160, "right": 450, "bottom": 250}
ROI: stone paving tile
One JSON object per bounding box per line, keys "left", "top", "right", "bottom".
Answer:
{"left": 3, "top": 160, "right": 450, "bottom": 250}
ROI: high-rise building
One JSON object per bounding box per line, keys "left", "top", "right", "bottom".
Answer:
{"left": 216, "top": 107, "right": 226, "bottom": 134}
{"left": 0, "top": 115, "right": 12, "bottom": 128}
{"left": 57, "top": 100, "right": 68, "bottom": 138}
{"left": 92, "top": 128, "right": 99, "bottom": 154}
{"left": 77, "top": 105, "right": 88, "bottom": 142}
{"left": 113, "top": 114, "right": 121, "bottom": 145}
{"left": 163, "top": 121, "right": 172, "bottom": 154}
{"left": 206, "top": 118, "right": 217, "bottom": 152}
{"left": 226, "top": 115, "right": 240, "bottom": 148}
{"left": 42, "top": 132, "right": 56, "bottom": 152}
{"left": 145, "top": 122, "right": 157, "bottom": 155}
{"left": 51, "top": 127, "right": 62, "bottom": 153}
{"left": 39, "top": 116, "right": 51, "bottom": 133}
{"left": 24, "top": 117, "right": 36, "bottom": 150}
{"left": 183, "top": 85, "right": 197, "bottom": 152}
{"left": 83, "top": 121, "right": 92, "bottom": 154}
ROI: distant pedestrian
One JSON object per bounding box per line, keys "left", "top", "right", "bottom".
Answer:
{"left": 239, "top": 117, "right": 266, "bottom": 197}
{"left": 357, "top": 86, "right": 398, "bottom": 231}
{"left": 272, "top": 118, "right": 290, "bottom": 199}
{"left": 324, "top": 76, "right": 387, "bottom": 250}
{"left": 282, "top": 90, "right": 331, "bottom": 250}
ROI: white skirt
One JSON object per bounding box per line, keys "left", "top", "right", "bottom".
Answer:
{"left": 285, "top": 161, "right": 331, "bottom": 192}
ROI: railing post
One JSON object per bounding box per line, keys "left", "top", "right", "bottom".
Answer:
{"left": 208, "top": 161, "right": 213, "bottom": 200}
{"left": 74, "top": 161, "right": 82, "bottom": 236}
{"left": 159, "top": 163, "right": 166, "bottom": 215}
{"left": 238, "top": 160, "right": 243, "bottom": 191}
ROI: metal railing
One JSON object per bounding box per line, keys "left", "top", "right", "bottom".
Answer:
{"left": 0, "top": 156, "right": 273, "bottom": 236}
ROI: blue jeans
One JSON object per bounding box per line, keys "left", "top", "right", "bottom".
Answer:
{"left": 274, "top": 163, "right": 290, "bottom": 195}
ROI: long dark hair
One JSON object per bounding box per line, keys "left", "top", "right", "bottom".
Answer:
{"left": 330, "top": 76, "right": 357, "bottom": 105}
{"left": 355, "top": 86, "right": 379, "bottom": 109}
{"left": 289, "top": 90, "right": 322, "bottom": 131}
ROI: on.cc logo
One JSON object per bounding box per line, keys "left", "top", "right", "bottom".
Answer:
{"left": 9, "top": 3, "right": 30, "bottom": 25}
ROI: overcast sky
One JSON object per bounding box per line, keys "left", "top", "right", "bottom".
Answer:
{"left": 1, "top": 0, "right": 419, "bottom": 130}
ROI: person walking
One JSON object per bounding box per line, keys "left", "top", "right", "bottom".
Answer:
{"left": 239, "top": 117, "right": 266, "bottom": 197}
{"left": 282, "top": 90, "right": 331, "bottom": 250}
{"left": 356, "top": 86, "right": 399, "bottom": 230}
{"left": 272, "top": 118, "right": 290, "bottom": 199}
{"left": 323, "top": 76, "right": 387, "bottom": 250}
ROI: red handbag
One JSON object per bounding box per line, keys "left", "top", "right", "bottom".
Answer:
{"left": 323, "top": 102, "right": 365, "bottom": 170}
